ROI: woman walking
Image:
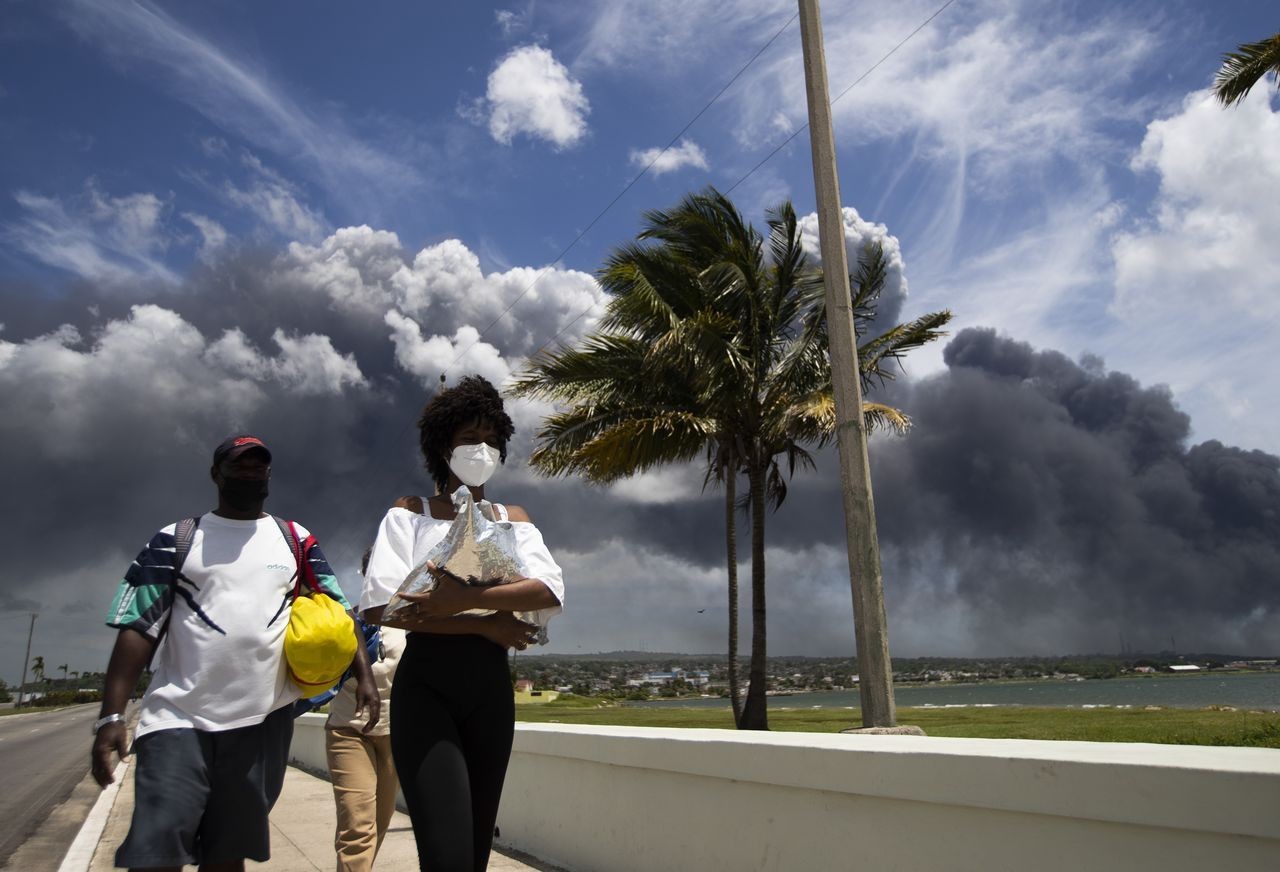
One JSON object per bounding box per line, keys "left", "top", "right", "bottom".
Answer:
{"left": 361, "top": 375, "right": 564, "bottom": 872}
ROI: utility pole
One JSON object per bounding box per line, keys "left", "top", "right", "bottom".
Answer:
{"left": 18, "top": 613, "right": 36, "bottom": 708}
{"left": 797, "top": 0, "right": 896, "bottom": 728}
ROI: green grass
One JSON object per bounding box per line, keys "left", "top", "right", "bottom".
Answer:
{"left": 516, "top": 699, "right": 1280, "bottom": 748}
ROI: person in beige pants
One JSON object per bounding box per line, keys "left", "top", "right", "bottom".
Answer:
{"left": 325, "top": 607, "right": 406, "bottom": 872}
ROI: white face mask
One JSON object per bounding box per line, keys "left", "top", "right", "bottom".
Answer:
{"left": 448, "top": 442, "right": 501, "bottom": 488}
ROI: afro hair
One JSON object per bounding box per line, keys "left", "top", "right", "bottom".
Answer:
{"left": 417, "top": 375, "right": 515, "bottom": 494}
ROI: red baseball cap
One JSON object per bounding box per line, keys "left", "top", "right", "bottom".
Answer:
{"left": 212, "top": 434, "right": 272, "bottom": 466}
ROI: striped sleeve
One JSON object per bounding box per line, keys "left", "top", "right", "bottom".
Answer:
{"left": 297, "top": 528, "right": 352, "bottom": 611}
{"left": 106, "top": 527, "right": 177, "bottom": 638}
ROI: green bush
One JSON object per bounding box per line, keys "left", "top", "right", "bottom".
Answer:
{"left": 29, "top": 690, "right": 102, "bottom": 708}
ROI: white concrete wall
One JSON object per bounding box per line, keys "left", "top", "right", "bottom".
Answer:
{"left": 291, "top": 713, "right": 409, "bottom": 811}
{"left": 291, "top": 716, "right": 1280, "bottom": 872}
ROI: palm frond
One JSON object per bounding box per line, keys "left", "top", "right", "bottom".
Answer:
{"left": 561, "top": 412, "right": 717, "bottom": 482}
{"left": 511, "top": 334, "right": 653, "bottom": 403}
{"left": 849, "top": 242, "right": 889, "bottom": 334}
{"left": 1213, "top": 32, "right": 1280, "bottom": 108}
{"left": 782, "top": 391, "right": 912, "bottom": 446}
{"left": 858, "top": 309, "right": 953, "bottom": 390}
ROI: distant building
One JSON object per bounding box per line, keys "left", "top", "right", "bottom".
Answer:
{"left": 1168, "top": 664, "right": 1201, "bottom": 672}
{"left": 626, "top": 669, "right": 710, "bottom": 688}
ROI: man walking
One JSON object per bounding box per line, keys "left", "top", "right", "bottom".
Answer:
{"left": 91, "top": 435, "right": 378, "bottom": 872}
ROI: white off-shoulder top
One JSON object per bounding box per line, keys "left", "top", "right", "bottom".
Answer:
{"left": 359, "top": 502, "right": 565, "bottom": 632}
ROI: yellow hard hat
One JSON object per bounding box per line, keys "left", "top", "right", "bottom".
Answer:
{"left": 285, "top": 593, "right": 357, "bottom": 695}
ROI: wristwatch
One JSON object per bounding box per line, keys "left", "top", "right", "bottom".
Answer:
{"left": 92, "top": 713, "right": 124, "bottom": 734}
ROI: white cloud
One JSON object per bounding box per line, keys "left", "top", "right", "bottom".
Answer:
{"left": 268, "top": 330, "right": 367, "bottom": 394}
{"left": 199, "top": 136, "right": 229, "bottom": 158}
{"left": 481, "top": 45, "right": 590, "bottom": 149}
{"left": 225, "top": 180, "right": 324, "bottom": 241}
{"left": 1105, "top": 87, "right": 1280, "bottom": 451}
{"left": 384, "top": 313, "right": 513, "bottom": 389}
{"left": 284, "top": 228, "right": 606, "bottom": 354}
{"left": 573, "top": 1, "right": 1157, "bottom": 187}
{"left": 0, "top": 306, "right": 368, "bottom": 461}
{"left": 1112, "top": 88, "right": 1280, "bottom": 323}
{"left": 61, "top": 0, "right": 419, "bottom": 201}
{"left": 282, "top": 225, "right": 404, "bottom": 316}
{"left": 182, "top": 212, "right": 228, "bottom": 263}
{"left": 629, "top": 139, "right": 710, "bottom": 175}
{"left": 3, "top": 182, "right": 177, "bottom": 285}
{"left": 797, "top": 205, "right": 909, "bottom": 304}
{"left": 0, "top": 307, "right": 256, "bottom": 459}
{"left": 203, "top": 327, "right": 263, "bottom": 374}
{"left": 206, "top": 327, "right": 368, "bottom": 395}
{"left": 87, "top": 184, "right": 167, "bottom": 256}
{"left": 610, "top": 464, "right": 708, "bottom": 505}
{"left": 495, "top": 6, "right": 533, "bottom": 38}
{"left": 223, "top": 154, "right": 326, "bottom": 241}
{"left": 570, "top": 0, "right": 782, "bottom": 73}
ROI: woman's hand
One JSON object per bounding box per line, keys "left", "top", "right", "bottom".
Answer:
{"left": 482, "top": 612, "right": 541, "bottom": 651}
{"left": 398, "top": 562, "right": 477, "bottom": 617}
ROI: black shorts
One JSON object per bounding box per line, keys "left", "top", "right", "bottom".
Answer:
{"left": 114, "top": 705, "right": 294, "bottom": 868}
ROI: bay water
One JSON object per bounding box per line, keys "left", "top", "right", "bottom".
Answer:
{"left": 636, "top": 671, "right": 1280, "bottom": 711}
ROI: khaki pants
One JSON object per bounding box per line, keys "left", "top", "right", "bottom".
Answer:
{"left": 325, "top": 727, "right": 398, "bottom": 872}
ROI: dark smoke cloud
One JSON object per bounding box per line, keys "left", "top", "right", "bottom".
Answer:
{"left": 864, "top": 328, "right": 1280, "bottom": 654}
{"left": 3, "top": 243, "right": 1276, "bottom": 676}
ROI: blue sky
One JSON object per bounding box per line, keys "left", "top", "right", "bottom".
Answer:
{"left": 3, "top": 0, "right": 1277, "bottom": 448}
{"left": 1, "top": 0, "right": 1278, "bottom": 671}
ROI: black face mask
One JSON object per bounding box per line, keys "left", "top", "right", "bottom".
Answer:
{"left": 220, "top": 476, "right": 269, "bottom": 510}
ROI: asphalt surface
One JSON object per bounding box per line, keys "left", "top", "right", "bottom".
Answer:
{"left": 0, "top": 703, "right": 99, "bottom": 867}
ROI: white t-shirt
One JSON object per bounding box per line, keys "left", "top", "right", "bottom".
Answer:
{"left": 361, "top": 504, "right": 565, "bottom": 631}
{"left": 107, "top": 513, "right": 350, "bottom": 738}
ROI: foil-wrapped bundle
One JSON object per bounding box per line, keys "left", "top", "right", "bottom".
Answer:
{"left": 383, "top": 486, "right": 548, "bottom": 644}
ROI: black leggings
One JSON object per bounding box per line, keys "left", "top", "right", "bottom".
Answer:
{"left": 390, "top": 632, "right": 515, "bottom": 872}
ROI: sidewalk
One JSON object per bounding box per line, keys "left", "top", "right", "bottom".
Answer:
{"left": 87, "top": 763, "right": 551, "bottom": 871}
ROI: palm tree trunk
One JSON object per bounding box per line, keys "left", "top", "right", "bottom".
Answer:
{"left": 725, "top": 470, "right": 742, "bottom": 726}
{"left": 739, "top": 459, "right": 770, "bottom": 730}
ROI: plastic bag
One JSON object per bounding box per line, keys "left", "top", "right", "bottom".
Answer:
{"left": 383, "top": 486, "right": 548, "bottom": 644}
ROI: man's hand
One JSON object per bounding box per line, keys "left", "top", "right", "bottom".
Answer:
{"left": 399, "top": 563, "right": 477, "bottom": 617}
{"left": 93, "top": 628, "right": 153, "bottom": 790}
{"left": 482, "top": 612, "right": 540, "bottom": 651}
{"left": 345, "top": 609, "right": 381, "bottom": 734}
{"left": 354, "top": 676, "right": 381, "bottom": 734}
{"left": 91, "top": 722, "right": 129, "bottom": 788}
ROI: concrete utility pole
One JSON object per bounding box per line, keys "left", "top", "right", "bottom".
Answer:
{"left": 18, "top": 613, "right": 35, "bottom": 708}
{"left": 797, "top": 0, "right": 896, "bottom": 727}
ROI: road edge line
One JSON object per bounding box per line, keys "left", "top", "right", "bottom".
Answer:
{"left": 56, "top": 760, "right": 126, "bottom": 872}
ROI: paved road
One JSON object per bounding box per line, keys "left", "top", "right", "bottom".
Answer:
{"left": 0, "top": 704, "right": 98, "bottom": 867}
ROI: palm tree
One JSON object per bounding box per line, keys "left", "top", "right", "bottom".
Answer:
{"left": 31, "top": 656, "right": 44, "bottom": 683}
{"left": 514, "top": 188, "right": 949, "bottom": 729}
{"left": 58, "top": 663, "right": 68, "bottom": 683}
{"left": 1213, "top": 31, "right": 1280, "bottom": 107}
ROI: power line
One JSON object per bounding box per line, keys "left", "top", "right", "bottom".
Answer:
{"left": 440, "top": 10, "right": 801, "bottom": 380}
{"left": 534, "top": 0, "right": 959, "bottom": 362}
{"left": 727, "top": 0, "right": 957, "bottom": 194}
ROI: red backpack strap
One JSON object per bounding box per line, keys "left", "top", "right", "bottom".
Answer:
{"left": 271, "top": 516, "right": 321, "bottom": 597}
